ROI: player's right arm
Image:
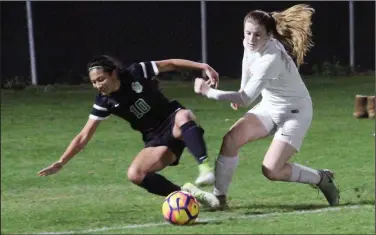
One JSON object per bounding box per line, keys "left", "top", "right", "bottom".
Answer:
{"left": 240, "top": 48, "right": 250, "bottom": 90}
{"left": 194, "top": 53, "right": 280, "bottom": 107}
{"left": 38, "top": 96, "right": 110, "bottom": 176}
{"left": 37, "top": 118, "right": 101, "bottom": 176}
{"left": 232, "top": 48, "right": 249, "bottom": 110}
{"left": 58, "top": 118, "right": 100, "bottom": 166}
{"left": 155, "top": 59, "right": 219, "bottom": 88}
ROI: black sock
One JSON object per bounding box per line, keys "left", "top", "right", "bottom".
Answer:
{"left": 180, "top": 121, "right": 208, "bottom": 164}
{"left": 139, "top": 172, "right": 181, "bottom": 196}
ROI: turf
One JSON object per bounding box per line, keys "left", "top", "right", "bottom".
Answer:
{"left": 1, "top": 76, "right": 374, "bottom": 234}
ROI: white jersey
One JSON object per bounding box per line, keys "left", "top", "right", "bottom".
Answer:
{"left": 205, "top": 38, "right": 312, "bottom": 110}
{"left": 204, "top": 38, "right": 313, "bottom": 152}
{"left": 241, "top": 38, "right": 311, "bottom": 107}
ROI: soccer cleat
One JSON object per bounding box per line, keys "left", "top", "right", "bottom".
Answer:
{"left": 181, "top": 183, "right": 220, "bottom": 208}
{"left": 195, "top": 161, "right": 215, "bottom": 186}
{"left": 316, "top": 169, "right": 340, "bottom": 206}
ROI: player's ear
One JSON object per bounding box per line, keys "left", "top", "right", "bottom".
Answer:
{"left": 109, "top": 70, "right": 117, "bottom": 78}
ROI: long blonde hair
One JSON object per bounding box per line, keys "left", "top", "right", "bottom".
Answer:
{"left": 244, "top": 4, "right": 315, "bottom": 67}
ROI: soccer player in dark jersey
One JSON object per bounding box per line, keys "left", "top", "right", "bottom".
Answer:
{"left": 37, "top": 55, "right": 220, "bottom": 208}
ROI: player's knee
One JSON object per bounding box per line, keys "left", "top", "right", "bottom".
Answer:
{"left": 220, "top": 131, "right": 241, "bottom": 156}
{"left": 175, "top": 109, "right": 195, "bottom": 126}
{"left": 261, "top": 164, "right": 280, "bottom": 181}
{"left": 222, "top": 131, "right": 238, "bottom": 149}
{"left": 127, "top": 166, "right": 146, "bottom": 185}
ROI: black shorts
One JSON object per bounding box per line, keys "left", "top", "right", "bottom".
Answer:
{"left": 142, "top": 102, "right": 186, "bottom": 166}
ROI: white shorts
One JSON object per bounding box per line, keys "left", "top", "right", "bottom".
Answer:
{"left": 247, "top": 100, "right": 313, "bottom": 151}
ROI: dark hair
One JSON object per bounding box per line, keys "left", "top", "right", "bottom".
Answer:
{"left": 87, "top": 54, "right": 125, "bottom": 75}
{"left": 244, "top": 4, "right": 315, "bottom": 67}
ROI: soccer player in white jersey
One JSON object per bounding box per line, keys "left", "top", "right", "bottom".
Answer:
{"left": 190, "top": 4, "right": 340, "bottom": 209}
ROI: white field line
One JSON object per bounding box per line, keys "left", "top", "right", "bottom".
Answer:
{"left": 36, "top": 205, "right": 373, "bottom": 234}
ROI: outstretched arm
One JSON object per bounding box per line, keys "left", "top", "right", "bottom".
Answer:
{"left": 37, "top": 118, "right": 101, "bottom": 176}
{"left": 155, "top": 59, "right": 219, "bottom": 88}
{"left": 194, "top": 53, "right": 280, "bottom": 107}
{"left": 195, "top": 78, "right": 267, "bottom": 107}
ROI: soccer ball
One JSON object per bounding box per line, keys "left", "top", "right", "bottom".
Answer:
{"left": 162, "top": 191, "right": 200, "bottom": 225}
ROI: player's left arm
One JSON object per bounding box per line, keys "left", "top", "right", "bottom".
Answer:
{"left": 155, "top": 59, "right": 219, "bottom": 88}
{"left": 194, "top": 53, "right": 279, "bottom": 107}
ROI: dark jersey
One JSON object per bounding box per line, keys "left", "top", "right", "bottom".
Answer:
{"left": 89, "top": 61, "right": 183, "bottom": 134}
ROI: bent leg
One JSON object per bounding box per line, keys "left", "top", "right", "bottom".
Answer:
{"left": 261, "top": 139, "right": 321, "bottom": 184}
{"left": 127, "top": 146, "right": 181, "bottom": 196}
{"left": 214, "top": 113, "right": 271, "bottom": 197}
{"left": 173, "top": 109, "right": 208, "bottom": 164}
{"left": 261, "top": 138, "right": 339, "bottom": 205}
{"left": 173, "top": 109, "right": 214, "bottom": 185}
{"left": 262, "top": 115, "right": 320, "bottom": 184}
{"left": 220, "top": 113, "right": 271, "bottom": 157}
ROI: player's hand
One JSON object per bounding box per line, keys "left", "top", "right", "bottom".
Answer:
{"left": 38, "top": 161, "right": 63, "bottom": 176}
{"left": 194, "top": 78, "right": 210, "bottom": 95}
{"left": 203, "top": 64, "right": 219, "bottom": 88}
{"left": 231, "top": 103, "right": 239, "bottom": 110}
{"left": 231, "top": 89, "right": 243, "bottom": 110}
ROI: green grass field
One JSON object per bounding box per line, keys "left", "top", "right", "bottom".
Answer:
{"left": 1, "top": 76, "right": 375, "bottom": 234}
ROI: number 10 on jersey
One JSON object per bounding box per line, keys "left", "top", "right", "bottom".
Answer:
{"left": 130, "top": 98, "right": 151, "bottom": 119}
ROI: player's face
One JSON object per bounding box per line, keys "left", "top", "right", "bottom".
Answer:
{"left": 244, "top": 21, "right": 269, "bottom": 52}
{"left": 89, "top": 69, "right": 119, "bottom": 95}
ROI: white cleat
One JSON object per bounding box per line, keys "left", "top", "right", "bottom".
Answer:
{"left": 182, "top": 183, "right": 220, "bottom": 208}
{"left": 195, "top": 161, "right": 215, "bottom": 186}
{"left": 195, "top": 171, "right": 215, "bottom": 186}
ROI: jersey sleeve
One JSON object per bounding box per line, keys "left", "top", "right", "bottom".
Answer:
{"left": 128, "top": 61, "right": 159, "bottom": 80}
{"left": 206, "top": 78, "right": 268, "bottom": 107}
{"left": 205, "top": 52, "right": 280, "bottom": 107}
{"left": 89, "top": 95, "right": 110, "bottom": 120}
{"left": 240, "top": 49, "right": 250, "bottom": 90}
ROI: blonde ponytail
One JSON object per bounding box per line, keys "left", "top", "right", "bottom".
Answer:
{"left": 271, "top": 4, "right": 315, "bottom": 66}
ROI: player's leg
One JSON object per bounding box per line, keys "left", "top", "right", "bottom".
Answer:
{"left": 130, "top": 134, "right": 219, "bottom": 207}
{"left": 183, "top": 104, "right": 276, "bottom": 209}
{"left": 173, "top": 109, "right": 214, "bottom": 186}
{"left": 262, "top": 115, "right": 340, "bottom": 206}
{"left": 183, "top": 113, "right": 271, "bottom": 209}
{"left": 184, "top": 104, "right": 275, "bottom": 209}
{"left": 211, "top": 111, "right": 272, "bottom": 206}
{"left": 166, "top": 136, "right": 219, "bottom": 208}
{"left": 127, "top": 146, "right": 182, "bottom": 196}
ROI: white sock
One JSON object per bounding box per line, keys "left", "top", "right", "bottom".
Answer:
{"left": 288, "top": 163, "right": 321, "bottom": 185}
{"left": 213, "top": 155, "right": 239, "bottom": 196}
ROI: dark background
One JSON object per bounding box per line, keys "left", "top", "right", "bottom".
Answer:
{"left": 1, "top": 1, "right": 375, "bottom": 85}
